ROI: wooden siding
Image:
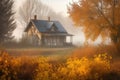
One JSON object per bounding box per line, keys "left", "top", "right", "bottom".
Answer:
{"left": 27, "top": 25, "right": 42, "bottom": 40}
{"left": 26, "top": 25, "right": 42, "bottom": 46}
{"left": 42, "top": 36, "right": 66, "bottom": 47}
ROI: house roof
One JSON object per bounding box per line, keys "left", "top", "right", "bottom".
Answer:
{"left": 25, "top": 19, "right": 67, "bottom": 33}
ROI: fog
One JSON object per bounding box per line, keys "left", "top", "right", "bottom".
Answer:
{"left": 13, "top": 0, "right": 85, "bottom": 46}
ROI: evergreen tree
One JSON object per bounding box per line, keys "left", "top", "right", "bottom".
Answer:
{"left": 0, "top": 0, "right": 15, "bottom": 43}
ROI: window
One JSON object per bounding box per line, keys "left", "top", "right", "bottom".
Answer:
{"left": 51, "top": 26, "right": 55, "bottom": 32}
{"left": 50, "top": 25, "right": 58, "bottom": 32}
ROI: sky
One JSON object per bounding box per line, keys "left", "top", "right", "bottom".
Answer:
{"left": 41, "top": 0, "right": 79, "bottom": 16}
{"left": 15, "top": 0, "right": 79, "bottom": 16}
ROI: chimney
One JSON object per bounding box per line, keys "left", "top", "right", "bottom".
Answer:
{"left": 48, "top": 16, "right": 50, "bottom": 21}
{"left": 34, "top": 15, "right": 37, "bottom": 20}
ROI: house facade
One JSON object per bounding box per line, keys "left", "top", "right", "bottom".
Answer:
{"left": 24, "top": 15, "right": 73, "bottom": 47}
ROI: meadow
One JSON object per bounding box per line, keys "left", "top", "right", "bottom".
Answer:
{"left": 0, "top": 45, "right": 120, "bottom": 80}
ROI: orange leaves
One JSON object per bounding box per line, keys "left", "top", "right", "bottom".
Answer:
{"left": 68, "top": 0, "right": 120, "bottom": 43}
{"left": 68, "top": 3, "right": 81, "bottom": 25}
{"left": 58, "top": 53, "right": 112, "bottom": 80}
{"left": 0, "top": 50, "right": 119, "bottom": 80}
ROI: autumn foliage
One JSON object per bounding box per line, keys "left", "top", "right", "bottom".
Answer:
{"left": 68, "top": 0, "right": 120, "bottom": 44}
{"left": 0, "top": 50, "right": 120, "bottom": 80}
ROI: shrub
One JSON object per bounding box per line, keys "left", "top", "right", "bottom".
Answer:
{"left": 0, "top": 50, "right": 120, "bottom": 80}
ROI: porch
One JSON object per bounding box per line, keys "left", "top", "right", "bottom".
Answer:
{"left": 41, "top": 33, "right": 73, "bottom": 47}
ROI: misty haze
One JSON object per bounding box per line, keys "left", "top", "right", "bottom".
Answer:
{"left": 0, "top": 0, "right": 120, "bottom": 80}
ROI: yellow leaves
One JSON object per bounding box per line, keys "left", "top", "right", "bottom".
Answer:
{"left": 92, "top": 53, "right": 111, "bottom": 74}
{"left": 66, "top": 53, "right": 111, "bottom": 78}
{"left": 58, "top": 67, "right": 68, "bottom": 76}
{"left": 68, "top": 0, "right": 120, "bottom": 42}
{"left": 58, "top": 53, "right": 111, "bottom": 79}
{"left": 0, "top": 51, "right": 113, "bottom": 80}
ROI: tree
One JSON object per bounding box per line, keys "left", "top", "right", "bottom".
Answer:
{"left": 68, "top": 0, "right": 120, "bottom": 45}
{"left": 17, "top": 0, "right": 55, "bottom": 28}
{"left": 0, "top": 0, "right": 15, "bottom": 43}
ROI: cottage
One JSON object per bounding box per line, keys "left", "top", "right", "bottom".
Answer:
{"left": 24, "top": 15, "right": 73, "bottom": 47}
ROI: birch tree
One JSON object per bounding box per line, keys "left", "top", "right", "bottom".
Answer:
{"left": 17, "top": 0, "right": 55, "bottom": 28}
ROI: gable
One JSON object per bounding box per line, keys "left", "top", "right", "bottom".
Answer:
{"left": 49, "top": 24, "right": 58, "bottom": 32}
{"left": 25, "top": 22, "right": 42, "bottom": 39}
{"left": 24, "top": 22, "right": 32, "bottom": 32}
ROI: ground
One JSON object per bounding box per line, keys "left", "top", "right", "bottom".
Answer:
{"left": 6, "top": 48, "right": 75, "bottom": 61}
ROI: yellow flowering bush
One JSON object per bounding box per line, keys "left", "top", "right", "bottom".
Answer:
{"left": 34, "top": 57, "right": 52, "bottom": 80}
{"left": 57, "top": 53, "right": 112, "bottom": 80}
{"left": 0, "top": 51, "right": 18, "bottom": 80}
{"left": 57, "top": 57, "right": 90, "bottom": 80}
{"left": 0, "top": 50, "right": 119, "bottom": 80}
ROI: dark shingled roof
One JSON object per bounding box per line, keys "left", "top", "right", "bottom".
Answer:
{"left": 25, "top": 19, "right": 67, "bottom": 33}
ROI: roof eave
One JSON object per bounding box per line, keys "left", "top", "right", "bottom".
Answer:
{"left": 24, "top": 20, "right": 33, "bottom": 32}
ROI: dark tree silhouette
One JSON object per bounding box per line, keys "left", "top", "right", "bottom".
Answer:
{"left": 0, "top": 0, "right": 15, "bottom": 43}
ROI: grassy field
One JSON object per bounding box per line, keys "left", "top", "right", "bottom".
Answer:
{"left": 6, "top": 48, "right": 75, "bottom": 59}
{"left": 6, "top": 46, "right": 120, "bottom": 66}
